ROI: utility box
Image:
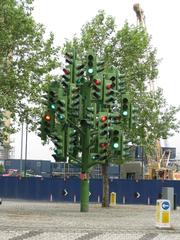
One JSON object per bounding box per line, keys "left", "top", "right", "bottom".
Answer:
{"left": 156, "top": 199, "right": 171, "bottom": 229}
{"left": 162, "top": 187, "right": 174, "bottom": 210}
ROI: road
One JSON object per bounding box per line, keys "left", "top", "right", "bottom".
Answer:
{"left": 0, "top": 200, "right": 180, "bottom": 239}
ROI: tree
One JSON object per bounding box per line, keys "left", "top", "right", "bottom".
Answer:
{"left": 62, "top": 10, "right": 180, "bottom": 206}
{"left": 0, "top": 0, "right": 61, "bottom": 142}
{"left": 0, "top": 164, "right": 4, "bottom": 174}
{"left": 63, "top": 9, "right": 180, "bottom": 156}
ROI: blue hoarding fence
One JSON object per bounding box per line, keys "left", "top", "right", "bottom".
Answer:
{"left": 0, "top": 177, "right": 180, "bottom": 205}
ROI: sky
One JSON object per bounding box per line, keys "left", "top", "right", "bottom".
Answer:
{"left": 12, "top": 0, "right": 180, "bottom": 160}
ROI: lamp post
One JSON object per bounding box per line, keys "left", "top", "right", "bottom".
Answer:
{"left": 20, "top": 122, "right": 24, "bottom": 176}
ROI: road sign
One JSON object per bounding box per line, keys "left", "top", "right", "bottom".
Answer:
{"left": 156, "top": 199, "right": 171, "bottom": 229}
{"left": 62, "top": 189, "right": 68, "bottom": 196}
{"left": 162, "top": 201, "right": 170, "bottom": 210}
{"left": 134, "top": 192, "right": 141, "bottom": 199}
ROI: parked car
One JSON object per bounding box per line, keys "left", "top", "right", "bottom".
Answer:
{"left": 2, "top": 169, "right": 20, "bottom": 177}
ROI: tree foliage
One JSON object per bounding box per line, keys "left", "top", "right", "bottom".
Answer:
{"left": 0, "top": 0, "right": 61, "bottom": 141}
{"left": 63, "top": 10, "right": 180, "bottom": 156}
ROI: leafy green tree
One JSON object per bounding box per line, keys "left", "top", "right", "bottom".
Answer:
{"left": 63, "top": 10, "right": 180, "bottom": 156}
{"left": 62, "top": 10, "right": 180, "bottom": 207}
{"left": 0, "top": 0, "right": 61, "bottom": 141}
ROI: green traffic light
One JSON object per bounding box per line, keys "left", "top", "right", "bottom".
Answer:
{"left": 76, "top": 78, "right": 81, "bottom": 85}
{"left": 58, "top": 114, "right": 65, "bottom": 121}
{"left": 50, "top": 104, "right": 56, "bottom": 110}
{"left": 113, "top": 142, "right": 119, "bottom": 149}
{"left": 87, "top": 68, "right": 94, "bottom": 74}
{"left": 122, "top": 111, "right": 128, "bottom": 116}
{"left": 92, "top": 155, "right": 98, "bottom": 160}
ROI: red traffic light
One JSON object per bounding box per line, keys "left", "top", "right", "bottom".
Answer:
{"left": 106, "top": 84, "right": 112, "bottom": 89}
{"left": 101, "top": 115, "right": 107, "bottom": 122}
{"left": 63, "top": 68, "right": 70, "bottom": 75}
{"left": 99, "top": 143, "right": 108, "bottom": 149}
{"left": 94, "top": 79, "right": 101, "bottom": 85}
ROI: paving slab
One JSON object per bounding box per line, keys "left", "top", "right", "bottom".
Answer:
{"left": 0, "top": 200, "right": 179, "bottom": 239}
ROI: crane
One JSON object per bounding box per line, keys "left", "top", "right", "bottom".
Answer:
{"left": 133, "top": 4, "right": 178, "bottom": 180}
{"left": 133, "top": 3, "right": 146, "bottom": 28}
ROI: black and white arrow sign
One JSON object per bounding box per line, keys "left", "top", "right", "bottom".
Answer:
{"left": 134, "top": 192, "right": 141, "bottom": 199}
{"left": 62, "top": 189, "right": 68, "bottom": 196}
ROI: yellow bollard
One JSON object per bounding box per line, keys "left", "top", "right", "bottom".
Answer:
{"left": 110, "top": 192, "right": 116, "bottom": 206}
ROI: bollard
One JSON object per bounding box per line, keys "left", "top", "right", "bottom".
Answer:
{"left": 156, "top": 199, "right": 171, "bottom": 229}
{"left": 110, "top": 192, "right": 116, "bottom": 206}
{"left": 97, "top": 195, "right": 100, "bottom": 203}
{"left": 123, "top": 196, "right": 126, "bottom": 204}
{"left": 174, "top": 193, "right": 177, "bottom": 210}
{"left": 73, "top": 195, "right": 76, "bottom": 203}
{"left": 147, "top": 197, "right": 150, "bottom": 205}
{"left": 158, "top": 193, "right": 162, "bottom": 199}
{"left": 50, "top": 194, "right": 53, "bottom": 202}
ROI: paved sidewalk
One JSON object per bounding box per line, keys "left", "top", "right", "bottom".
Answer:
{"left": 0, "top": 200, "right": 179, "bottom": 239}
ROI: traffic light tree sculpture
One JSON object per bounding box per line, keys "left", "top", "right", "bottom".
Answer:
{"left": 39, "top": 50, "right": 133, "bottom": 212}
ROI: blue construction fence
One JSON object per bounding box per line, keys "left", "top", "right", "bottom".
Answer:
{"left": 0, "top": 177, "right": 180, "bottom": 205}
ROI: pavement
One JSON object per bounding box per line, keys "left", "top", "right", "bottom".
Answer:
{"left": 0, "top": 200, "right": 180, "bottom": 239}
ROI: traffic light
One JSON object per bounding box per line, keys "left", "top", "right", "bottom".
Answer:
{"left": 103, "top": 78, "right": 115, "bottom": 105}
{"left": 69, "top": 83, "right": 81, "bottom": 118}
{"left": 67, "top": 127, "right": 79, "bottom": 158}
{"left": 87, "top": 53, "right": 96, "bottom": 76}
{"left": 51, "top": 125, "right": 66, "bottom": 161}
{"left": 62, "top": 52, "right": 73, "bottom": 87}
{"left": 118, "top": 73, "right": 126, "bottom": 93}
{"left": 121, "top": 134, "right": 132, "bottom": 160}
{"left": 129, "top": 103, "right": 138, "bottom": 129}
{"left": 48, "top": 81, "right": 58, "bottom": 112}
{"left": 121, "top": 94, "right": 130, "bottom": 118}
{"left": 62, "top": 66, "right": 72, "bottom": 87}
{"left": 75, "top": 61, "right": 85, "bottom": 86}
{"left": 96, "top": 60, "right": 104, "bottom": 73}
{"left": 108, "top": 69, "right": 117, "bottom": 90}
{"left": 98, "top": 112, "right": 109, "bottom": 159}
{"left": 91, "top": 73, "right": 103, "bottom": 101}
{"left": 42, "top": 111, "right": 54, "bottom": 136}
{"left": 38, "top": 118, "right": 47, "bottom": 142}
{"left": 109, "top": 112, "right": 121, "bottom": 125}
{"left": 85, "top": 104, "right": 96, "bottom": 127}
{"left": 90, "top": 153, "right": 100, "bottom": 161}
{"left": 56, "top": 88, "right": 67, "bottom": 123}
{"left": 110, "top": 126, "right": 121, "bottom": 152}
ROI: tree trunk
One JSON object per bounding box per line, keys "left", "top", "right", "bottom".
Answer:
{"left": 102, "top": 162, "right": 109, "bottom": 207}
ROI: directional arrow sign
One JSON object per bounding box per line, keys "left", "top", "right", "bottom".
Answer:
{"left": 162, "top": 201, "right": 170, "bottom": 210}
{"left": 134, "top": 192, "right": 140, "bottom": 199}
{"left": 62, "top": 189, "right": 68, "bottom": 196}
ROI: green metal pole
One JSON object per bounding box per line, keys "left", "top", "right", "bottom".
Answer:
{"left": 80, "top": 81, "right": 91, "bottom": 212}
{"left": 80, "top": 174, "right": 89, "bottom": 212}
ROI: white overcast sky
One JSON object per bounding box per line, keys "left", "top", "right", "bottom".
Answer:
{"left": 13, "top": 0, "right": 180, "bottom": 160}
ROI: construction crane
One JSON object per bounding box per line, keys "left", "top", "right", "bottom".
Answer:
{"left": 133, "top": 4, "right": 179, "bottom": 180}
{"left": 133, "top": 3, "right": 146, "bottom": 28}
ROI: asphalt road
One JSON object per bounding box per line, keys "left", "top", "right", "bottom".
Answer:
{"left": 0, "top": 200, "right": 180, "bottom": 239}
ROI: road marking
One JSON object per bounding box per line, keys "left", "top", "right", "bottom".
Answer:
{"left": 139, "top": 233, "right": 159, "bottom": 240}
{"left": 8, "top": 230, "right": 43, "bottom": 240}
{"left": 75, "top": 232, "right": 103, "bottom": 240}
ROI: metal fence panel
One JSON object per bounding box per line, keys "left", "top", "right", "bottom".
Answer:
{"left": 0, "top": 177, "right": 180, "bottom": 205}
